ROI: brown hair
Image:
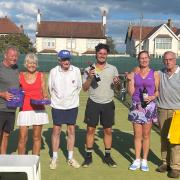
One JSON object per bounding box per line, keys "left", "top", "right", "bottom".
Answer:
{"left": 137, "top": 50, "right": 150, "bottom": 60}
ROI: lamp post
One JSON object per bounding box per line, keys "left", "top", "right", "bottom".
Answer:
{"left": 70, "top": 22, "right": 73, "bottom": 54}
{"left": 139, "top": 13, "right": 143, "bottom": 53}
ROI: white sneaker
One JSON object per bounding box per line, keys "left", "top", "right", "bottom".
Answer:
{"left": 50, "top": 158, "right": 57, "bottom": 170}
{"left": 68, "top": 158, "right": 80, "bottom": 168}
{"left": 141, "top": 160, "right": 149, "bottom": 172}
{"left": 129, "top": 159, "right": 141, "bottom": 170}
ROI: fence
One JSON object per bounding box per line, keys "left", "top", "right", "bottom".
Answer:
{"left": 1, "top": 54, "right": 180, "bottom": 74}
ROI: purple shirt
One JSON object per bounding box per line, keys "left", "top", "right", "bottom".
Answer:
{"left": 132, "top": 69, "right": 155, "bottom": 102}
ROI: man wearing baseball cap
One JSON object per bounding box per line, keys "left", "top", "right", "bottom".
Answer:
{"left": 58, "top": 50, "right": 71, "bottom": 59}
{"left": 48, "top": 50, "right": 82, "bottom": 169}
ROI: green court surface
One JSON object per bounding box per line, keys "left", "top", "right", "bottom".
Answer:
{"left": 0, "top": 91, "right": 171, "bottom": 180}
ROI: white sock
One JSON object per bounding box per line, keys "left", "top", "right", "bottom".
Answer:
{"left": 141, "top": 159, "right": 147, "bottom": 164}
{"left": 135, "top": 159, "right": 140, "bottom": 162}
{"left": 53, "top": 152, "right": 58, "bottom": 160}
{"left": 68, "top": 151, "right": 73, "bottom": 160}
{"left": 134, "top": 159, "right": 141, "bottom": 164}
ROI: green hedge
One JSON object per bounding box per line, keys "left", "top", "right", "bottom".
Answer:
{"left": 1, "top": 54, "right": 180, "bottom": 74}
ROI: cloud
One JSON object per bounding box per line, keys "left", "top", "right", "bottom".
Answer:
{"left": 17, "top": 2, "right": 38, "bottom": 15}
{"left": 1, "top": 0, "right": 180, "bottom": 52}
{"left": 99, "top": 6, "right": 109, "bottom": 15}
{"left": 0, "top": 10, "right": 6, "bottom": 17}
{"left": 26, "top": 22, "right": 36, "bottom": 31}
{"left": 16, "top": 14, "right": 28, "bottom": 21}
{"left": 0, "top": 2, "right": 14, "bottom": 9}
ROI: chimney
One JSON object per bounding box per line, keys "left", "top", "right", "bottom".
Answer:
{"left": 102, "top": 10, "right": 107, "bottom": 36}
{"left": 20, "top": 24, "right": 24, "bottom": 34}
{"left": 167, "top": 19, "right": 173, "bottom": 29}
{"left": 37, "top": 9, "right": 41, "bottom": 24}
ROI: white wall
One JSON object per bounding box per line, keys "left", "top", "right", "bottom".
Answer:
{"left": 36, "top": 37, "right": 106, "bottom": 54}
{"left": 148, "top": 25, "right": 178, "bottom": 57}
{"left": 177, "top": 35, "right": 180, "bottom": 56}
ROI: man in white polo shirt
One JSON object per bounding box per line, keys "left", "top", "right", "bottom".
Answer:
{"left": 48, "top": 50, "right": 82, "bottom": 169}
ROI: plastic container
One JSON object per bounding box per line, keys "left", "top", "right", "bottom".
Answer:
{"left": 30, "top": 99, "right": 51, "bottom": 105}
{"left": 6, "top": 88, "right": 24, "bottom": 108}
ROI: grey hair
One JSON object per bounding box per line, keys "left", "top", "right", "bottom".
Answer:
{"left": 24, "top": 53, "right": 38, "bottom": 67}
{"left": 4, "top": 45, "right": 20, "bottom": 57}
{"left": 163, "top": 51, "right": 176, "bottom": 59}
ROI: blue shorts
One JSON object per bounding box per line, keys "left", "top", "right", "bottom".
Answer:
{"left": 52, "top": 107, "right": 78, "bottom": 126}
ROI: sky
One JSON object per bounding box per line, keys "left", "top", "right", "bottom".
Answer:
{"left": 1, "top": 0, "right": 180, "bottom": 52}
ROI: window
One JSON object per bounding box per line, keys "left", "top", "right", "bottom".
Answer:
{"left": 66, "top": 39, "right": 76, "bottom": 49}
{"left": 42, "top": 38, "right": 56, "bottom": 49}
{"left": 155, "top": 38, "right": 172, "bottom": 49}
{"left": 87, "top": 39, "right": 100, "bottom": 50}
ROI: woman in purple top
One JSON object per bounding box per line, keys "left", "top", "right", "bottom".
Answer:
{"left": 126, "top": 51, "right": 159, "bottom": 171}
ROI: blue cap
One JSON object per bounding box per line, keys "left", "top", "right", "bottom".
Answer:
{"left": 57, "top": 50, "right": 71, "bottom": 60}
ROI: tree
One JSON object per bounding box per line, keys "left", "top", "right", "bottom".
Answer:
{"left": 106, "top": 36, "right": 118, "bottom": 54}
{"left": 0, "top": 34, "right": 36, "bottom": 53}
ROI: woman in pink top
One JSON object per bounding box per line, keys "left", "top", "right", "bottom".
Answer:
{"left": 17, "top": 53, "right": 49, "bottom": 155}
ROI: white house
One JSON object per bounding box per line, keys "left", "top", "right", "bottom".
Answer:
{"left": 35, "top": 10, "right": 107, "bottom": 55}
{"left": 125, "top": 19, "right": 180, "bottom": 57}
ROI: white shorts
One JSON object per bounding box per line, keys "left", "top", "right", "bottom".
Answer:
{"left": 17, "top": 110, "right": 49, "bottom": 126}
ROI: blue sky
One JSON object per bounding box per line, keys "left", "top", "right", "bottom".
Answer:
{"left": 1, "top": 0, "right": 180, "bottom": 52}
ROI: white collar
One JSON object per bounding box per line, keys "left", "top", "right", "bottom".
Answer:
{"left": 174, "top": 66, "right": 180, "bottom": 74}
{"left": 58, "top": 65, "right": 73, "bottom": 72}
{"left": 167, "top": 66, "right": 179, "bottom": 79}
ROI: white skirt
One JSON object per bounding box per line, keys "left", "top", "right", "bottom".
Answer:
{"left": 17, "top": 110, "right": 49, "bottom": 126}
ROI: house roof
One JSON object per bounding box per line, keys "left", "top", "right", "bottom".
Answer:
{"left": 130, "top": 25, "right": 161, "bottom": 40}
{"left": 174, "top": 28, "right": 180, "bottom": 36}
{"left": 39, "top": 49, "right": 57, "bottom": 54}
{"left": 36, "top": 21, "right": 105, "bottom": 39}
{"left": 0, "top": 17, "right": 22, "bottom": 34}
{"left": 82, "top": 50, "right": 96, "bottom": 54}
{"left": 127, "top": 23, "right": 180, "bottom": 42}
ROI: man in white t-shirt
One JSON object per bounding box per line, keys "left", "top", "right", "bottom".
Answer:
{"left": 48, "top": 50, "right": 82, "bottom": 169}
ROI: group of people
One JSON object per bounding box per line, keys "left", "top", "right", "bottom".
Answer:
{"left": 0, "top": 47, "right": 49, "bottom": 156}
{"left": 126, "top": 50, "right": 180, "bottom": 178}
{"left": 0, "top": 44, "right": 179, "bottom": 178}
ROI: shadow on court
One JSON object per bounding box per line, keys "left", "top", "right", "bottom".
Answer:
{"left": 7, "top": 125, "right": 161, "bottom": 168}
{"left": 75, "top": 125, "right": 105, "bottom": 160}
{"left": 7, "top": 128, "right": 46, "bottom": 155}
{"left": 43, "top": 128, "right": 68, "bottom": 158}
{"left": 42, "top": 126, "right": 104, "bottom": 161}
{"left": 96, "top": 127, "right": 161, "bottom": 166}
